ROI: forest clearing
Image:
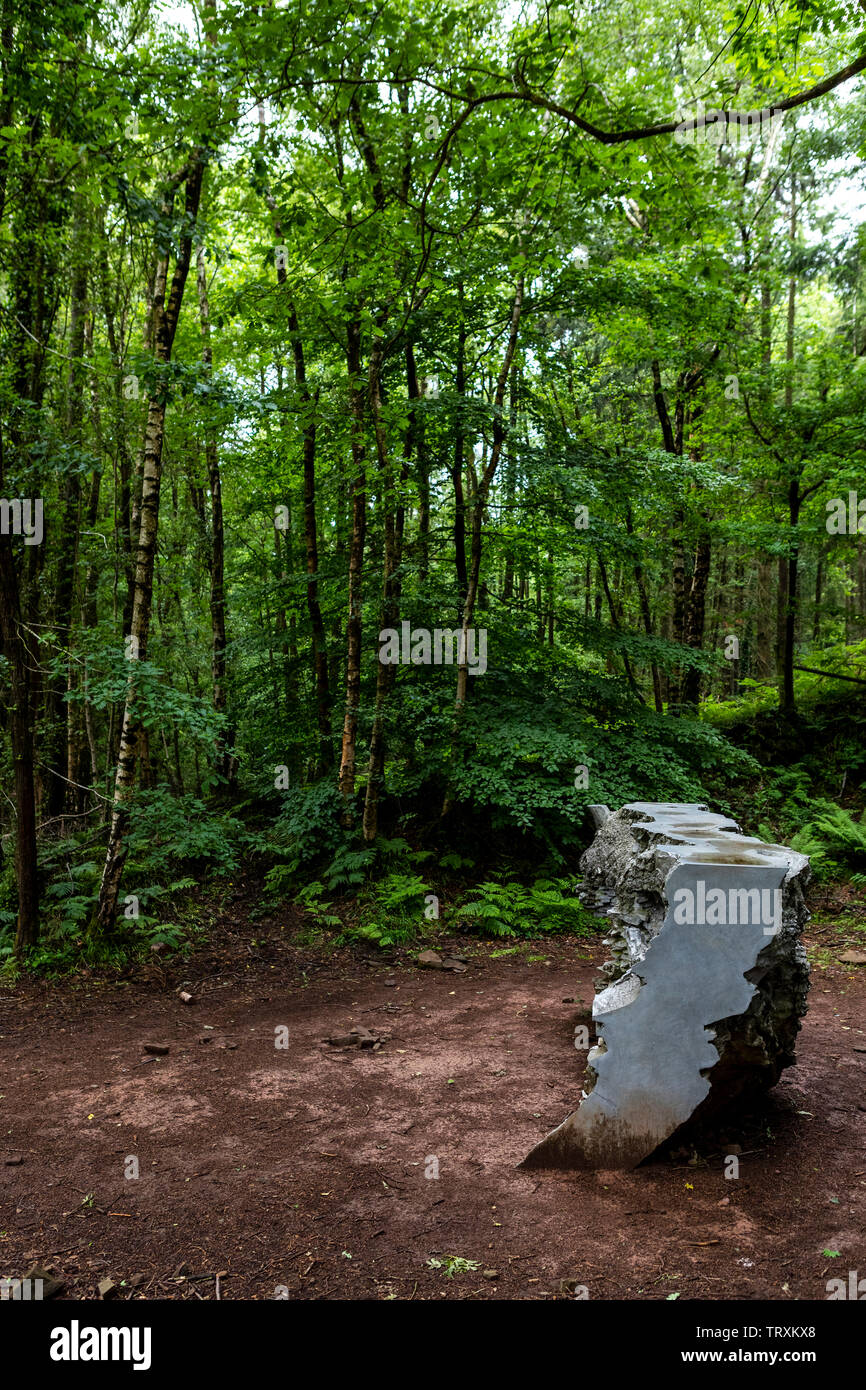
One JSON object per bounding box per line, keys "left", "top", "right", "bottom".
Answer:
{"left": 2, "top": 882, "right": 865, "bottom": 1303}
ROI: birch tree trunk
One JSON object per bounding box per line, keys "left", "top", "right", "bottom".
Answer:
{"left": 93, "top": 153, "right": 206, "bottom": 933}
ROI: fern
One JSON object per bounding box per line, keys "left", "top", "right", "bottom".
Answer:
{"left": 454, "top": 877, "right": 600, "bottom": 939}
{"left": 790, "top": 802, "right": 866, "bottom": 880}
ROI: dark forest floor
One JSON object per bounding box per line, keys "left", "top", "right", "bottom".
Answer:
{"left": 1, "top": 887, "right": 865, "bottom": 1301}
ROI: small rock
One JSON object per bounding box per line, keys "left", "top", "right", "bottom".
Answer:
{"left": 442, "top": 958, "right": 467, "bottom": 973}
{"left": 150, "top": 941, "right": 167, "bottom": 955}
{"left": 717, "top": 1196, "right": 730, "bottom": 1206}
{"left": 198, "top": 1035, "right": 212, "bottom": 1044}
{"left": 179, "top": 991, "right": 195, "bottom": 1004}
{"left": 23, "top": 1265, "right": 64, "bottom": 1299}
{"left": 838, "top": 950, "right": 866, "bottom": 965}
{"left": 4, "top": 1155, "right": 24, "bottom": 1166}
{"left": 417, "top": 950, "right": 444, "bottom": 970}
{"left": 98, "top": 1277, "right": 118, "bottom": 1299}
{"left": 482, "top": 1269, "right": 499, "bottom": 1280}
{"left": 129, "top": 1273, "right": 147, "bottom": 1289}
{"left": 383, "top": 979, "right": 397, "bottom": 988}
{"left": 854, "top": 1045, "right": 866, "bottom": 1054}
{"left": 143, "top": 1043, "right": 169, "bottom": 1056}
{"left": 562, "top": 997, "right": 575, "bottom": 1004}
{"left": 323, "top": 1026, "right": 386, "bottom": 1050}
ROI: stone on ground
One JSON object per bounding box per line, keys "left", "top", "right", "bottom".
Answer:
{"left": 520, "top": 802, "right": 811, "bottom": 1170}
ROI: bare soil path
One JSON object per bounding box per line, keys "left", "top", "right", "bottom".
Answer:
{"left": 1, "top": 905, "right": 864, "bottom": 1301}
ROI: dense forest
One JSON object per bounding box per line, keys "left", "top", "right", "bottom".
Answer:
{"left": 2, "top": 0, "right": 866, "bottom": 970}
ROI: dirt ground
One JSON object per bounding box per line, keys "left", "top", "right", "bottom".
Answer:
{"left": 2, "top": 898, "right": 865, "bottom": 1301}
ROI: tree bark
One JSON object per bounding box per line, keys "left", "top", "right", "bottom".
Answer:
{"left": 442, "top": 276, "right": 523, "bottom": 814}
{"left": 362, "top": 341, "right": 413, "bottom": 842}
{"left": 451, "top": 284, "right": 468, "bottom": 619}
{"left": 45, "top": 207, "right": 87, "bottom": 818}
{"left": 287, "top": 299, "right": 332, "bottom": 773}
{"left": 337, "top": 316, "right": 368, "bottom": 820}
{"left": 780, "top": 179, "right": 798, "bottom": 713}
{"left": 94, "top": 152, "right": 206, "bottom": 933}
{"left": 196, "top": 244, "right": 236, "bottom": 789}
{"left": 0, "top": 424, "right": 39, "bottom": 951}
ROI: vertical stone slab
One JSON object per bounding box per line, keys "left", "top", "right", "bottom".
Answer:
{"left": 520, "top": 804, "right": 810, "bottom": 1170}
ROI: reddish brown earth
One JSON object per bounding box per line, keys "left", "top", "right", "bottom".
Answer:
{"left": 1, "top": 904, "right": 865, "bottom": 1301}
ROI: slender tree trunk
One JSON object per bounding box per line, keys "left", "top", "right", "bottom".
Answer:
{"left": 502, "top": 366, "right": 518, "bottom": 602}
{"left": 362, "top": 341, "right": 405, "bottom": 843}
{"left": 667, "top": 519, "right": 687, "bottom": 710}
{"left": 273, "top": 522, "right": 296, "bottom": 716}
{"left": 338, "top": 316, "right": 367, "bottom": 820}
{"left": 287, "top": 299, "right": 332, "bottom": 773}
{"left": 0, "top": 425, "right": 39, "bottom": 951}
{"left": 196, "top": 244, "right": 236, "bottom": 789}
{"left": 407, "top": 344, "right": 429, "bottom": 586}
{"left": 780, "top": 180, "right": 798, "bottom": 713}
{"left": 443, "top": 277, "right": 524, "bottom": 814}
{"left": 451, "top": 285, "right": 468, "bottom": 619}
{"left": 813, "top": 553, "right": 823, "bottom": 643}
{"left": 756, "top": 557, "right": 773, "bottom": 677}
{"left": 782, "top": 482, "right": 799, "bottom": 713}
{"left": 45, "top": 206, "right": 88, "bottom": 817}
{"left": 626, "top": 505, "right": 663, "bottom": 712}
{"left": 680, "top": 533, "right": 712, "bottom": 710}
{"left": 94, "top": 153, "right": 206, "bottom": 933}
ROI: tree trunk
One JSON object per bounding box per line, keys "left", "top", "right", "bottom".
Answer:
{"left": 196, "top": 244, "right": 236, "bottom": 789}
{"left": 407, "top": 344, "right": 430, "bottom": 587}
{"left": 813, "top": 553, "right": 823, "bottom": 644}
{"left": 680, "top": 533, "right": 712, "bottom": 710}
{"left": 288, "top": 299, "right": 332, "bottom": 773}
{"left": 442, "top": 277, "right": 523, "bottom": 814}
{"left": 451, "top": 284, "right": 468, "bottom": 619}
{"left": 0, "top": 425, "right": 39, "bottom": 952}
{"left": 756, "top": 557, "right": 773, "bottom": 677}
{"left": 781, "top": 482, "right": 799, "bottom": 713}
{"left": 626, "top": 505, "right": 663, "bottom": 712}
{"left": 362, "top": 341, "right": 405, "bottom": 843}
{"left": 337, "top": 316, "right": 367, "bottom": 820}
{"left": 94, "top": 152, "right": 206, "bottom": 933}
{"left": 780, "top": 179, "right": 798, "bottom": 714}
{"left": 45, "top": 203, "right": 88, "bottom": 817}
